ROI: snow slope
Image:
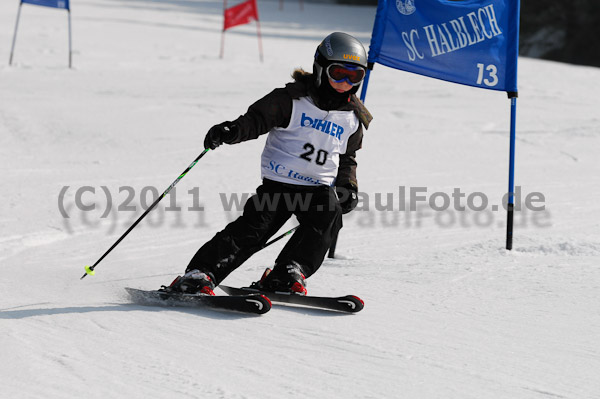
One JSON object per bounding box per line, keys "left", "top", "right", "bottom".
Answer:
{"left": 1, "top": 0, "right": 599, "bottom": 398}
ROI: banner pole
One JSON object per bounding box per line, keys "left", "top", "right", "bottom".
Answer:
{"left": 327, "top": 228, "right": 339, "bottom": 258}
{"left": 506, "top": 93, "right": 518, "bottom": 250}
{"left": 68, "top": 9, "right": 72, "bottom": 68}
{"left": 329, "top": 61, "right": 373, "bottom": 258}
{"left": 9, "top": 2, "right": 23, "bottom": 66}
{"left": 359, "top": 63, "right": 373, "bottom": 103}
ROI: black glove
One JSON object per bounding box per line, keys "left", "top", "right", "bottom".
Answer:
{"left": 204, "top": 122, "right": 237, "bottom": 150}
{"left": 336, "top": 183, "right": 358, "bottom": 214}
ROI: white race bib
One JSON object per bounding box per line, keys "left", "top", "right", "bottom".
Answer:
{"left": 261, "top": 97, "right": 359, "bottom": 186}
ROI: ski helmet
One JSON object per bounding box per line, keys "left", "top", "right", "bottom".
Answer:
{"left": 313, "top": 32, "right": 367, "bottom": 88}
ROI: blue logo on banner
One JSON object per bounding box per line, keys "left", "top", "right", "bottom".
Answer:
{"left": 22, "top": 0, "right": 70, "bottom": 10}
{"left": 367, "top": 0, "right": 520, "bottom": 92}
{"left": 396, "top": 0, "right": 416, "bottom": 15}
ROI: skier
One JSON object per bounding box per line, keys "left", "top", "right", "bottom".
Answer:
{"left": 164, "top": 32, "right": 372, "bottom": 296}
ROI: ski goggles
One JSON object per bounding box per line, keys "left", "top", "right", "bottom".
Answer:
{"left": 326, "top": 63, "right": 366, "bottom": 86}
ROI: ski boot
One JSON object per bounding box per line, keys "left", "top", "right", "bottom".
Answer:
{"left": 161, "top": 269, "right": 216, "bottom": 296}
{"left": 252, "top": 262, "right": 307, "bottom": 295}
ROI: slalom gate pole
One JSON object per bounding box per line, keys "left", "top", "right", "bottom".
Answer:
{"left": 9, "top": 3, "right": 23, "bottom": 66}
{"left": 255, "top": 19, "right": 264, "bottom": 63}
{"left": 68, "top": 9, "right": 72, "bottom": 68}
{"left": 219, "top": 0, "right": 227, "bottom": 59}
{"left": 81, "top": 149, "right": 210, "bottom": 279}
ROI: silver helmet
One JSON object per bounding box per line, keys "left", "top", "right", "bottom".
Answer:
{"left": 314, "top": 32, "right": 367, "bottom": 87}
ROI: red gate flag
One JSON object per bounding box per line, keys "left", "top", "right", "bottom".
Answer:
{"left": 224, "top": 0, "right": 259, "bottom": 31}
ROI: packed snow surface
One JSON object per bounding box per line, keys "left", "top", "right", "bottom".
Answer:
{"left": 1, "top": 0, "right": 599, "bottom": 398}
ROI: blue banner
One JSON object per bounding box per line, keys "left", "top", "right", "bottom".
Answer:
{"left": 367, "top": 0, "right": 520, "bottom": 92}
{"left": 21, "top": 0, "right": 69, "bottom": 10}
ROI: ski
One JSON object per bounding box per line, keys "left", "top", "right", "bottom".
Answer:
{"left": 125, "top": 287, "right": 271, "bottom": 315}
{"left": 219, "top": 285, "right": 364, "bottom": 313}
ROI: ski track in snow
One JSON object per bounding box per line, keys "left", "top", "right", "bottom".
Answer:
{"left": 1, "top": 0, "right": 600, "bottom": 398}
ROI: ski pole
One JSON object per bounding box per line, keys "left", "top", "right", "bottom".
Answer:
{"left": 262, "top": 225, "right": 298, "bottom": 249}
{"left": 81, "top": 148, "right": 210, "bottom": 280}
{"left": 236, "top": 225, "right": 299, "bottom": 262}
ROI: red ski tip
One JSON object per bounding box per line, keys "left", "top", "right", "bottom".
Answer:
{"left": 350, "top": 295, "right": 364, "bottom": 306}
{"left": 260, "top": 294, "right": 272, "bottom": 307}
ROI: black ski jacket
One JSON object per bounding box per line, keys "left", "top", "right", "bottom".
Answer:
{"left": 225, "top": 70, "right": 372, "bottom": 190}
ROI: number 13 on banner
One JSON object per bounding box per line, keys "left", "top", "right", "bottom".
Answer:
{"left": 476, "top": 63, "right": 499, "bottom": 87}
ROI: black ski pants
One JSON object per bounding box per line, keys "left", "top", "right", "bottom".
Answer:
{"left": 186, "top": 178, "right": 342, "bottom": 285}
